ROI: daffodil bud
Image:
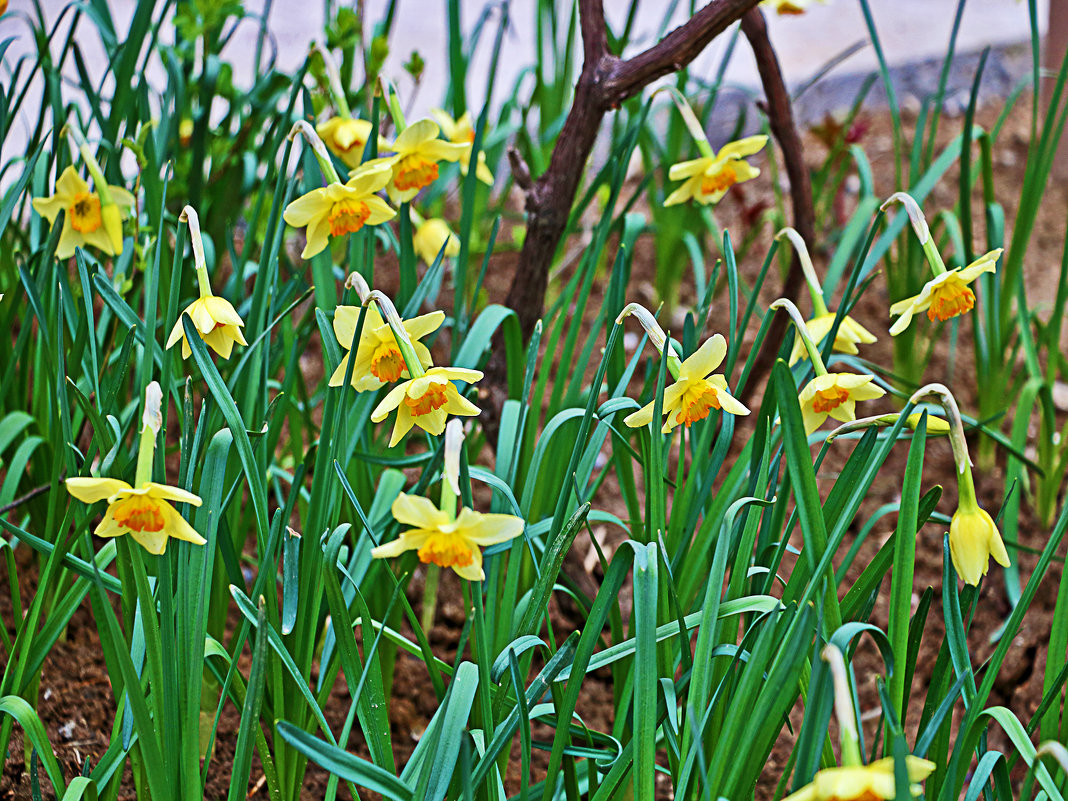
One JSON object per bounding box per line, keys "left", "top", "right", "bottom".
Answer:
{"left": 143, "top": 381, "right": 163, "bottom": 435}
{"left": 136, "top": 381, "right": 163, "bottom": 486}
{"left": 826, "top": 410, "right": 950, "bottom": 441}
{"left": 313, "top": 41, "right": 353, "bottom": 119}
{"left": 821, "top": 644, "right": 862, "bottom": 767}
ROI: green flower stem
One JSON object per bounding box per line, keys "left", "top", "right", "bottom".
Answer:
{"left": 180, "top": 206, "right": 213, "bottom": 299}
{"left": 380, "top": 77, "right": 407, "bottom": 133}
{"left": 420, "top": 564, "right": 441, "bottom": 633}
{"left": 661, "top": 87, "right": 715, "bottom": 159}
{"left": 314, "top": 42, "right": 352, "bottom": 119}
{"left": 134, "top": 382, "right": 163, "bottom": 487}
{"left": 616, "top": 303, "right": 682, "bottom": 379}
{"left": 769, "top": 298, "right": 828, "bottom": 375}
{"left": 288, "top": 121, "right": 343, "bottom": 185}
{"left": 65, "top": 124, "right": 115, "bottom": 207}
{"left": 882, "top": 191, "right": 947, "bottom": 275}
{"left": 822, "top": 644, "right": 863, "bottom": 768}
{"left": 365, "top": 290, "right": 424, "bottom": 378}
{"left": 775, "top": 227, "right": 829, "bottom": 316}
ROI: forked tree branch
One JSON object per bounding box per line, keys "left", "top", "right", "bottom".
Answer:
{"left": 603, "top": 0, "right": 764, "bottom": 106}
{"left": 503, "top": 0, "right": 765, "bottom": 347}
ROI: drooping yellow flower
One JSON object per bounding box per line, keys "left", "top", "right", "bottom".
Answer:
{"left": 413, "top": 218, "right": 460, "bottom": 264}
{"left": 316, "top": 117, "right": 390, "bottom": 169}
{"left": 32, "top": 166, "right": 135, "bottom": 259}
{"left": 66, "top": 477, "right": 204, "bottom": 555}
{"left": 761, "top": 0, "right": 826, "bottom": 15}
{"left": 889, "top": 249, "right": 1001, "bottom": 335}
{"left": 371, "top": 492, "right": 524, "bottom": 581}
{"left": 783, "top": 757, "right": 936, "bottom": 801}
{"left": 329, "top": 305, "right": 444, "bottom": 391}
{"left": 363, "top": 119, "right": 468, "bottom": 203}
{"left": 371, "top": 366, "right": 482, "bottom": 446}
{"left": 624, "top": 334, "right": 750, "bottom": 432}
{"left": 283, "top": 162, "right": 396, "bottom": 258}
{"left": 166, "top": 295, "right": 248, "bottom": 359}
{"left": 950, "top": 501, "right": 1010, "bottom": 586}
{"left": 788, "top": 313, "right": 877, "bottom": 366}
{"left": 798, "top": 373, "right": 885, "bottom": 435}
{"left": 430, "top": 108, "right": 494, "bottom": 185}
{"left": 664, "top": 135, "right": 767, "bottom": 207}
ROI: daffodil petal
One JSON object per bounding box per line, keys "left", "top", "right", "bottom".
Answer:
{"left": 67, "top": 477, "right": 132, "bottom": 503}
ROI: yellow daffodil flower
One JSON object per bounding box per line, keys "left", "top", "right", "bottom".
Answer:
{"left": 430, "top": 108, "right": 494, "bottom": 184}
{"left": 889, "top": 249, "right": 1001, "bottom": 335}
{"left": 165, "top": 206, "right": 248, "bottom": 359}
{"left": 167, "top": 295, "right": 248, "bottom": 359}
{"left": 32, "top": 166, "right": 135, "bottom": 259}
{"left": 762, "top": 0, "right": 826, "bottom": 15}
{"left": 664, "top": 135, "right": 767, "bottom": 207}
{"left": 950, "top": 504, "right": 1010, "bottom": 586}
{"left": 413, "top": 218, "right": 460, "bottom": 264}
{"left": 66, "top": 477, "right": 204, "bottom": 555}
{"left": 371, "top": 492, "right": 524, "bottom": 580}
{"left": 329, "top": 305, "right": 444, "bottom": 391}
{"left": 624, "top": 334, "right": 750, "bottom": 432}
{"left": 788, "top": 313, "right": 877, "bottom": 366}
{"left": 364, "top": 119, "right": 467, "bottom": 203}
{"left": 783, "top": 757, "right": 936, "bottom": 801}
{"left": 371, "top": 366, "right": 482, "bottom": 446}
{"left": 316, "top": 117, "right": 390, "bottom": 169}
{"left": 798, "top": 373, "right": 885, "bottom": 435}
{"left": 283, "top": 162, "right": 396, "bottom": 258}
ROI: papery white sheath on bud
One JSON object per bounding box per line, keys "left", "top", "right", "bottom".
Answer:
{"left": 444, "top": 419, "right": 464, "bottom": 497}
{"left": 143, "top": 381, "right": 163, "bottom": 434}
{"left": 881, "top": 191, "right": 930, "bottom": 246}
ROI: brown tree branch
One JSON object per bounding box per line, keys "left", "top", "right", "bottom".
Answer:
{"left": 738, "top": 7, "right": 815, "bottom": 406}
{"left": 603, "top": 0, "right": 767, "bottom": 107}
{"left": 502, "top": 0, "right": 764, "bottom": 347}
{"left": 579, "top": 0, "right": 608, "bottom": 66}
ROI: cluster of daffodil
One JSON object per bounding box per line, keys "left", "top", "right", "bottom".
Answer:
{"left": 37, "top": 108, "right": 507, "bottom": 575}
{"left": 285, "top": 47, "right": 486, "bottom": 266}
{"left": 625, "top": 178, "right": 1007, "bottom": 587}
{"left": 57, "top": 205, "right": 249, "bottom": 554}
{"left": 326, "top": 272, "right": 483, "bottom": 446}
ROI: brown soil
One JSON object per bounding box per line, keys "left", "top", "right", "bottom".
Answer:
{"left": 3, "top": 92, "right": 1067, "bottom": 800}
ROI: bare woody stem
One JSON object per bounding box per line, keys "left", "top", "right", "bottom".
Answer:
{"left": 737, "top": 7, "right": 816, "bottom": 407}
{"left": 502, "top": 0, "right": 765, "bottom": 343}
